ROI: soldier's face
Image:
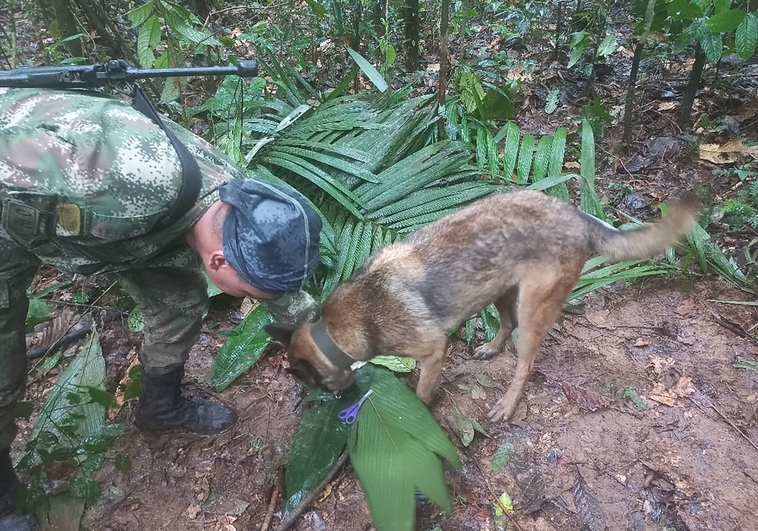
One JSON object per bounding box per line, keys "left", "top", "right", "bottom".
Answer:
{"left": 205, "top": 261, "right": 277, "bottom": 301}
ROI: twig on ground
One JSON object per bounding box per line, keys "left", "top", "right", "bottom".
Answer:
{"left": 689, "top": 396, "right": 758, "bottom": 453}
{"left": 468, "top": 452, "right": 526, "bottom": 531}
{"left": 260, "top": 466, "right": 285, "bottom": 531}
{"left": 273, "top": 451, "right": 349, "bottom": 531}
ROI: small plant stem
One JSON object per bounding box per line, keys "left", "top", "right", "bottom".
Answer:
{"left": 679, "top": 43, "right": 706, "bottom": 131}
{"left": 438, "top": 0, "right": 450, "bottom": 139}
{"left": 273, "top": 451, "right": 349, "bottom": 531}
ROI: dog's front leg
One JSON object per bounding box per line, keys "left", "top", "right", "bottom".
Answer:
{"left": 413, "top": 338, "right": 450, "bottom": 405}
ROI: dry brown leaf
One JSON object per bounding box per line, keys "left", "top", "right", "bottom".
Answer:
{"left": 648, "top": 382, "right": 677, "bottom": 406}
{"left": 736, "top": 99, "right": 758, "bottom": 123}
{"left": 316, "top": 481, "right": 333, "bottom": 503}
{"left": 648, "top": 355, "right": 676, "bottom": 377}
{"left": 700, "top": 140, "right": 758, "bottom": 164}
{"left": 561, "top": 382, "right": 607, "bottom": 412}
{"left": 108, "top": 347, "right": 139, "bottom": 421}
{"left": 671, "top": 376, "right": 695, "bottom": 398}
{"left": 185, "top": 504, "right": 201, "bottom": 519}
{"left": 657, "top": 101, "right": 677, "bottom": 111}
{"left": 564, "top": 161, "right": 581, "bottom": 170}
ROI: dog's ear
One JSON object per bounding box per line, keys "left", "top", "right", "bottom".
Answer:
{"left": 265, "top": 323, "right": 299, "bottom": 346}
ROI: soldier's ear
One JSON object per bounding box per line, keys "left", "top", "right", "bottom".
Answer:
{"left": 265, "top": 323, "right": 299, "bottom": 346}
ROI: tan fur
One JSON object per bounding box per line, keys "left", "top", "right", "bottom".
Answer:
{"left": 271, "top": 190, "right": 699, "bottom": 422}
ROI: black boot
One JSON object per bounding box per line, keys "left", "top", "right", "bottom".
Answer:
{"left": 134, "top": 367, "right": 237, "bottom": 435}
{"left": 0, "top": 450, "right": 37, "bottom": 531}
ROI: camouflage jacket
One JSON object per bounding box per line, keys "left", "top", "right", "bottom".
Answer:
{"left": 0, "top": 87, "right": 246, "bottom": 275}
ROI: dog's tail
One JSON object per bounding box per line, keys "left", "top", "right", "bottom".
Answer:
{"left": 586, "top": 194, "right": 700, "bottom": 262}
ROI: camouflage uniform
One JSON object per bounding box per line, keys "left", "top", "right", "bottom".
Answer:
{"left": 0, "top": 88, "right": 316, "bottom": 451}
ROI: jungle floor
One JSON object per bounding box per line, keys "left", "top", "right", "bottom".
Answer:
{"left": 9, "top": 6, "right": 758, "bottom": 531}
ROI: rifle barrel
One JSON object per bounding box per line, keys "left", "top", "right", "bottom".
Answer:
{"left": 0, "top": 60, "right": 259, "bottom": 89}
{"left": 126, "top": 61, "right": 259, "bottom": 80}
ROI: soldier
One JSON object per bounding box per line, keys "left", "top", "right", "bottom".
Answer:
{"left": 0, "top": 87, "right": 321, "bottom": 530}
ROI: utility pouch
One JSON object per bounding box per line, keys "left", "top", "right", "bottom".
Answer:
{"left": 0, "top": 191, "right": 60, "bottom": 252}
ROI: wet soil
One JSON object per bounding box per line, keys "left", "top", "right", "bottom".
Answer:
{"left": 16, "top": 277, "right": 753, "bottom": 531}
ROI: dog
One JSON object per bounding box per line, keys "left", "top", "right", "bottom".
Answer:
{"left": 266, "top": 189, "right": 699, "bottom": 422}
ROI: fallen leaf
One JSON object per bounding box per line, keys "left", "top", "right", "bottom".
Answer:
{"left": 476, "top": 373, "right": 504, "bottom": 390}
{"left": 186, "top": 504, "right": 201, "bottom": 519}
{"left": 699, "top": 140, "right": 758, "bottom": 164}
{"left": 658, "top": 101, "right": 677, "bottom": 111}
{"left": 492, "top": 440, "right": 513, "bottom": 474}
{"left": 495, "top": 491, "right": 515, "bottom": 516}
{"left": 671, "top": 376, "right": 695, "bottom": 398}
{"left": 510, "top": 447, "right": 545, "bottom": 514}
{"left": 471, "top": 383, "right": 487, "bottom": 400}
{"left": 108, "top": 348, "right": 139, "bottom": 421}
{"left": 561, "top": 382, "right": 607, "bottom": 412}
{"left": 648, "top": 356, "right": 676, "bottom": 377}
{"left": 648, "top": 382, "right": 677, "bottom": 407}
{"left": 736, "top": 99, "right": 758, "bottom": 122}
{"left": 572, "top": 472, "right": 608, "bottom": 531}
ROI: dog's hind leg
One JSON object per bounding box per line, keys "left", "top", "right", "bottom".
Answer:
{"left": 488, "top": 261, "right": 582, "bottom": 422}
{"left": 472, "top": 286, "right": 519, "bottom": 360}
{"left": 413, "top": 337, "right": 451, "bottom": 405}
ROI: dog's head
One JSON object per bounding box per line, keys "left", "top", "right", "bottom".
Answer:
{"left": 266, "top": 322, "right": 355, "bottom": 393}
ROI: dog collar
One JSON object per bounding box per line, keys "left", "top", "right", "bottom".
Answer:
{"left": 310, "top": 319, "right": 355, "bottom": 370}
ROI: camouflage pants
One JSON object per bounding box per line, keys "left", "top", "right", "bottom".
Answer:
{"left": 0, "top": 240, "right": 208, "bottom": 451}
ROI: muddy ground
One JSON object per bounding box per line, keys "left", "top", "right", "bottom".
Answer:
{"left": 14, "top": 276, "right": 756, "bottom": 531}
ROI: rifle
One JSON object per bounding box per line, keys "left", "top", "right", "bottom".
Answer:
{"left": 0, "top": 59, "right": 259, "bottom": 88}
{"left": 0, "top": 58, "right": 260, "bottom": 226}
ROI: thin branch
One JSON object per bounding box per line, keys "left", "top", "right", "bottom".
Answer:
{"left": 273, "top": 451, "right": 349, "bottom": 531}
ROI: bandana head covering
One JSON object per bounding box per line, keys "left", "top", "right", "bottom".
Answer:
{"left": 219, "top": 179, "right": 321, "bottom": 294}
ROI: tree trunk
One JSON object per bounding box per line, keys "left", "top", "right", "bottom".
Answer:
{"left": 623, "top": 0, "right": 656, "bottom": 146}
{"left": 403, "top": 0, "right": 420, "bottom": 71}
{"left": 51, "top": 0, "right": 83, "bottom": 57}
{"left": 679, "top": 43, "right": 706, "bottom": 131}
{"left": 71, "top": 0, "right": 133, "bottom": 61}
{"left": 623, "top": 39, "right": 645, "bottom": 145}
{"left": 373, "top": 0, "right": 385, "bottom": 40}
{"left": 553, "top": 1, "right": 562, "bottom": 63}
{"left": 437, "top": 0, "right": 450, "bottom": 139}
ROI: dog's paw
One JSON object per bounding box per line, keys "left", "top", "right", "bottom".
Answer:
{"left": 488, "top": 397, "right": 517, "bottom": 423}
{"left": 472, "top": 343, "right": 502, "bottom": 360}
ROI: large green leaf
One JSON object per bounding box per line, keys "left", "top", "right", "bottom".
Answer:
{"left": 347, "top": 47, "right": 389, "bottom": 92}
{"left": 501, "top": 122, "right": 520, "bottom": 181}
{"left": 516, "top": 134, "right": 535, "bottom": 184}
{"left": 208, "top": 305, "right": 274, "bottom": 392}
{"left": 137, "top": 15, "right": 161, "bottom": 68}
{"left": 579, "top": 120, "right": 603, "bottom": 218}
{"left": 706, "top": 9, "right": 746, "bottom": 33}
{"left": 27, "top": 330, "right": 106, "bottom": 467}
{"left": 283, "top": 396, "right": 353, "bottom": 514}
{"left": 736, "top": 13, "right": 758, "bottom": 60}
{"left": 127, "top": 0, "right": 155, "bottom": 27}
{"left": 349, "top": 367, "right": 460, "bottom": 531}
